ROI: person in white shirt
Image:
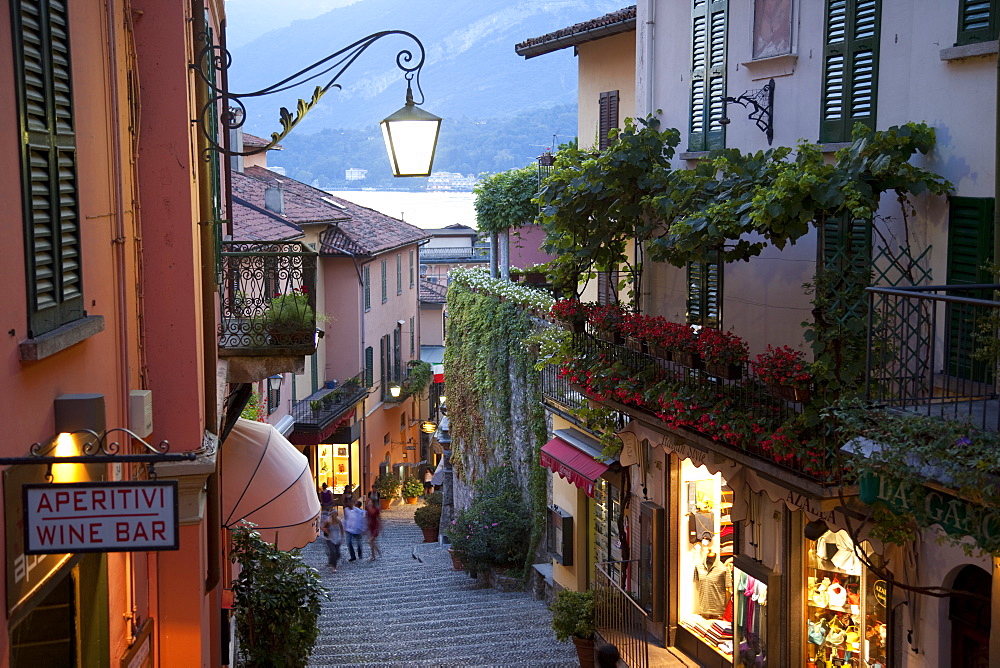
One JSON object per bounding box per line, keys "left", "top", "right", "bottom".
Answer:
{"left": 343, "top": 500, "right": 367, "bottom": 561}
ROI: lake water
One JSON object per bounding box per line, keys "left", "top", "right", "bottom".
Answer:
{"left": 329, "top": 190, "right": 477, "bottom": 230}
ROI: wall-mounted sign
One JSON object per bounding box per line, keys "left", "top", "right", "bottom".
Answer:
{"left": 24, "top": 481, "right": 179, "bottom": 554}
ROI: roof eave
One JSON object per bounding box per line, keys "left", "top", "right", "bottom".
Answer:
{"left": 515, "top": 15, "right": 636, "bottom": 59}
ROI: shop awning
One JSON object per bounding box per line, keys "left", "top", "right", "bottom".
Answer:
{"left": 222, "top": 419, "right": 320, "bottom": 550}
{"left": 540, "top": 434, "right": 610, "bottom": 497}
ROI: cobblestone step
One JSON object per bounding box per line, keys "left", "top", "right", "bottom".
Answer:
{"left": 304, "top": 502, "right": 577, "bottom": 667}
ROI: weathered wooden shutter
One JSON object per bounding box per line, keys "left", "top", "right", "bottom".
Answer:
{"left": 687, "top": 253, "right": 722, "bottom": 328}
{"left": 597, "top": 270, "right": 619, "bottom": 305}
{"left": 365, "top": 346, "right": 374, "bottom": 388}
{"left": 381, "top": 259, "right": 387, "bottom": 302}
{"left": 821, "top": 0, "right": 880, "bottom": 143}
{"left": 957, "top": 0, "right": 998, "bottom": 45}
{"left": 396, "top": 253, "right": 402, "bottom": 294}
{"left": 946, "top": 197, "right": 995, "bottom": 380}
{"left": 820, "top": 215, "right": 872, "bottom": 273}
{"left": 689, "top": 0, "right": 727, "bottom": 152}
{"left": 363, "top": 265, "right": 371, "bottom": 310}
{"left": 598, "top": 90, "right": 619, "bottom": 150}
{"left": 13, "top": 0, "right": 84, "bottom": 337}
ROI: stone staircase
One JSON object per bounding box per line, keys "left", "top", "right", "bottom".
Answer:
{"left": 304, "top": 502, "right": 578, "bottom": 668}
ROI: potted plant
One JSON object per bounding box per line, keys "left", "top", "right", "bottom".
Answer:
{"left": 550, "top": 589, "right": 596, "bottom": 668}
{"left": 402, "top": 477, "right": 424, "bottom": 504}
{"left": 697, "top": 327, "right": 749, "bottom": 379}
{"left": 309, "top": 399, "right": 322, "bottom": 413}
{"left": 230, "top": 523, "right": 328, "bottom": 667}
{"left": 751, "top": 345, "right": 813, "bottom": 402}
{"left": 264, "top": 287, "right": 316, "bottom": 346}
{"left": 587, "top": 303, "right": 627, "bottom": 344}
{"left": 372, "top": 473, "right": 401, "bottom": 510}
{"left": 413, "top": 497, "right": 442, "bottom": 542}
{"left": 550, "top": 299, "right": 592, "bottom": 334}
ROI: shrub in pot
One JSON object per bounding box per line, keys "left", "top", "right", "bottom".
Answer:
{"left": 230, "top": 522, "right": 328, "bottom": 668}
{"left": 373, "top": 473, "right": 401, "bottom": 508}
{"left": 414, "top": 502, "right": 442, "bottom": 542}
{"left": 550, "top": 589, "right": 596, "bottom": 667}
{"left": 445, "top": 467, "right": 531, "bottom": 574}
{"left": 402, "top": 477, "right": 424, "bottom": 503}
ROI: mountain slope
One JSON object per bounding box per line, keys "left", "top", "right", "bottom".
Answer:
{"left": 227, "top": 0, "right": 621, "bottom": 134}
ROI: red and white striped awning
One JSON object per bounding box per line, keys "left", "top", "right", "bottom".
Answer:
{"left": 539, "top": 436, "right": 610, "bottom": 497}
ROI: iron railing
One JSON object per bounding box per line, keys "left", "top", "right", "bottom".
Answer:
{"left": 420, "top": 245, "right": 490, "bottom": 261}
{"left": 218, "top": 241, "right": 318, "bottom": 355}
{"left": 292, "top": 373, "right": 368, "bottom": 430}
{"left": 866, "top": 284, "right": 1000, "bottom": 430}
{"left": 594, "top": 562, "right": 648, "bottom": 668}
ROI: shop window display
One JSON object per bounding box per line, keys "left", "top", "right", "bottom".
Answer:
{"left": 594, "top": 479, "right": 624, "bottom": 586}
{"left": 679, "top": 461, "right": 735, "bottom": 660}
{"left": 733, "top": 562, "right": 769, "bottom": 667}
{"left": 806, "top": 530, "right": 888, "bottom": 668}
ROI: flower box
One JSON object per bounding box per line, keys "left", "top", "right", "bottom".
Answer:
{"left": 675, "top": 351, "right": 703, "bottom": 369}
{"left": 594, "top": 329, "right": 623, "bottom": 345}
{"left": 523, "top": 271, "right": 546, "bottom": 285}
{"left": 649, "top": 344, "right": 673, "bottom": 361}
{"left": 768, "top": 384, "right": 811, "bottom": 403}
{"left": 625, "top": 336, "right": 648, "bottom": 354}
{"left": 560, "top": 319, "right": 586, "bottom": 334}
{"left": 705, "top": 362, "right": 742, "bottom": 380}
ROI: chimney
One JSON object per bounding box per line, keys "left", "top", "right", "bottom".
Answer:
{"left": 264, "top": 184, "right": 285, "bottom": 214}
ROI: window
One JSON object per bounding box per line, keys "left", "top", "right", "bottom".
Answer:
{"left": 363, "top": 265, "right": 371, "bottom": 311}
{"left": 393, "top": 326, "right": 401, "bottom": 382}
{"left": 689, "top": 0, "right": 728, "bottom": 152}
{"left": 946, "top": 197, "right": 995, "bottom": 381}
{"left": 13, "top": 0, "right": 84, "bottom": 337}
{"left": 820, "top": 0, "right": 880, "bottom": 143}
{"left": 819, "top": 215, "right": 872, "bottom": 274}
{"left": 396, "top": 253, "right": 402, "bottom": 295}
{"left": 598, "top": 90, "right": 619, "bottom": 151}
{"left": 753, "top": 0, "right": 793, "bottom": 59}
{"left": 381, "top": 260, "right": 387, "bottom": 303}
{"left": 364, "top": 346, "right": 374, "bottom": 387}
{"left": 547, "top": 505, "right": 574, "bottom": 566}
{"left": 379, "top": 335, "right": 389, "bottom": 391}
{"left": 686, "top": 252, "right": 721, "bottom": 328}
{"left": 266, "top": 376, "right": 281, "bottom": 414}
{"left": 409, "top": 316, "right": 415, "bottom": 355}
{"left": 409, "top": 249, "right": 415, "bottom": 287}
{"left": 957, "top": 0, "right": 998, "bottom": 45}
{"left": 597, "top": 270, "right": 619, "bottom": 306}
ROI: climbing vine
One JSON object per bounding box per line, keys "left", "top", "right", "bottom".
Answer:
{"left": 474, "top": 165, "right": 540, "bottom": 235}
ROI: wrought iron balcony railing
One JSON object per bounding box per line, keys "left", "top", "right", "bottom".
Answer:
{"left": 594, "top": 562, "right": 649, "bottom": 668}
{"left": 292, "top": 373, "right": 368, "bottom": 431}
{"left": 218, "top": 241, "right": 318, "bottom": 356}
{"left": 866, "top": 284, "right": 1000, "bottom": 431}
{"left": 420, "top": 245, "right": 490, "bottom": 261}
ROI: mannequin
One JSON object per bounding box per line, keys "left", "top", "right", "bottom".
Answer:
{"left": 694, "top": 546, "right": 729, "bottom": 618}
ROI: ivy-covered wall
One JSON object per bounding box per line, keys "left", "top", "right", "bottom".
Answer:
{"left": 444, "top": 268, "right": 552, "bottom": 559}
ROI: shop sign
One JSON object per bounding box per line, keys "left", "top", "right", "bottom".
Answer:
{"left": 859, "top": 474, "right": 1000, "bottom": 550}
{"left": 785, "top": 491, "right": 839, "bottom": 525}
{"left": 24, "top": 481, "right": 179, "bottom": 554}
{"left": 873, "top": 580, "right": 888, "bottom": 608}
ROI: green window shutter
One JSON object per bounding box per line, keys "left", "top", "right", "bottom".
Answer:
{"left": 686, "top": 252, "right": 722, "bottom": 328}
{"left": 957, "top": 0, "right": 998, "bottom": 45}
{"left": 363, "top": 265, "right": 371, "bottom": 310}
{"left": 13, "top": 0, "right": 84, "bottom": 337}
{"left": 365, "top": 346, "right": 374, "bottom": 388}
{"left": 381, "top": 260, "right": 387, "bottom": 303}
{"left": 820, "top": 215, "right": 872, "bottom": 272}
{"left": 409, "top": 249, "right": 414, "bottom": 287}
{"left": 689, "top": 0, "right": 727, "bottom": 152}
{"left": 947, "top": 197, "right": 995, "bottom": 286}
{"left": 821, "top": 0, "right": 880, "bottom": 143}
{"left": 396, "top": 253, "right": 402, "bottom": 294}
{"left": 409, "top": 316, "right": 415, "bottom": 355}
{"left": 598, "top": 90, "right": 619, "bottom": 151}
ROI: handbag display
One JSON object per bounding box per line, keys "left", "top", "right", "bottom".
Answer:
{"left": 827, "top": 580, "right": 847, "bottom": 609}
{"left": 811, "top": 577, "right": 830, "bottom": 608}
{"left": 825, "top": 618, "right": 846, "bottom": 646}
{"left": 807, "top": 619, "right": 829, "bottom": 645}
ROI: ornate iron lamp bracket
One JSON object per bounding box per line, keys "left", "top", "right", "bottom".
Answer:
{"left": 720, "top": 78, "right": 775, "bottom": 145}
{"left": 0, "top": 428, "right": 197, "bottom": 480}
{"left": 191, "top": 30, "right": 429, "bottom": 158}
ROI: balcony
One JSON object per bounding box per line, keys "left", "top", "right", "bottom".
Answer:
{"left": 420, "top": 245, "right": 490, "bottom": 262}
{"left": 544, "top": 329, "right": 819, "bottom": 479}
{"left": 866, "top": 284, "right": 999, "bottom": 431}
{"left": 218, "top": 241, "right": 318, "bottom": 381}
{"left": 288, "top": 373, "right": 368, "bottom": 446}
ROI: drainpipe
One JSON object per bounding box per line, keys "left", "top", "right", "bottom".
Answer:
{"left": 192, "top": 0, "right": 221, "bottom": 597}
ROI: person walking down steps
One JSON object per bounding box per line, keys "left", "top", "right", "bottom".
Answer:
{"left": 344, "top": 500, "right": 366, "bottom": 561}
{"left": 322, "top": 509, "right": 344, "bottom": 571}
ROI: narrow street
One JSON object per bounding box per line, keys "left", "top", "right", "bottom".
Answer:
{"left": 303, "top": 502, "right": 578, "bottom": 668}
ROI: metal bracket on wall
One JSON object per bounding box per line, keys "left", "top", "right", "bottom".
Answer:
{"left": 720, "top": 78, "right": 775, "bottom": 145}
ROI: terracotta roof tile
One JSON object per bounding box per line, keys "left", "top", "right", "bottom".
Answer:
{"left": 515, "top": 6, "right": 636, "bottom": 59}
{"left": 419, "top": 278, "right": 448, "bottom": 304}
{"left": 242, "top": 133, "right": 282, "bottom": 150}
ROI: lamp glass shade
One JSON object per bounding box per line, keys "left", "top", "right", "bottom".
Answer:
{"left": 389, "top": 384, "right": 402, "bottom": 398}
{"left": 438, "top": 394, "right": 446, "bottom": 404}
{"left": 420, "top": 420, "right": 437, "bottom": 434}
{"left": 381, "top": 102, "right": 441, "bottom": 177}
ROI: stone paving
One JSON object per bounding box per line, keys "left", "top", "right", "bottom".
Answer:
{"left": 303, "top": 501, "right": 579, "bottom": 668}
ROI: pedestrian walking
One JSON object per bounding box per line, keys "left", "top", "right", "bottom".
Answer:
{"left": 322, "top": 508, "right": 344, "bottom": 571}
{"left": 366, "top": 499, "right": 383, "bottom": 561}
{"left": 319, "top": 482, "right": 335, "bottom": 517}
{"left": 343, "top": 500, "right": 366, "bottom": 561}
{"left": 423, "top": 467, "right": 434, "bottom": 496}
{"left": 342, "top": 483, "right": 355, "bottom": 515}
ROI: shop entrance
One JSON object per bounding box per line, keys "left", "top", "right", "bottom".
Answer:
{"left": 949, "top": 564, "right": 990, "bottom": 668}
{"left": 10, "top": 571, "right": 75, "bottom": 665}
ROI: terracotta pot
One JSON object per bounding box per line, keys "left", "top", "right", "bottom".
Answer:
{"left": 420, "top": 526, "right": 439, "bottom": 543}
{"left": 405, "top": 496, "right": 418, "bottom": 505}
{"left": 448, "top": 548, "right": 464, "bottom": 571}
{"left": 705, "top": 362, "right": 742, "bottom": 380}
{"left": 571, "top": 636, "right": 596, "bottom": 668}
{"left": 378, "top": 499, "right": 392, "bottom": 511}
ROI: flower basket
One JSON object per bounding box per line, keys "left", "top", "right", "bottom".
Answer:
{"left": 705, "top": 362, "right": 743, "bottom": 380}
{"left": 675, "top": 351, "right": 703, "bottom": 369}
{"left": 625, "top": 336, "right": 648, "bottom": 354}
{"left": 649, "top": 343, "right": 673, "bottom": 361}
{"left": 768, "top": 383, "right": 811, "bottom": 403}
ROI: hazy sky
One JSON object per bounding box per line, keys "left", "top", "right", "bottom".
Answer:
{"left": 225, "top": 0, "right": 362, "bottom": 48}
